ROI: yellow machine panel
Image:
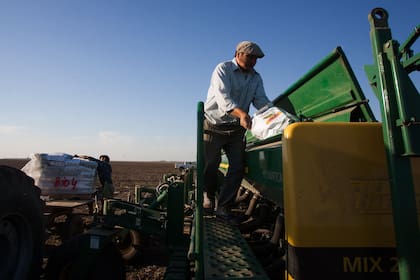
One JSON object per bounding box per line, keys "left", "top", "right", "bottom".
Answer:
{"left": 282, "top": 122, "right": 420, "bottom": 279}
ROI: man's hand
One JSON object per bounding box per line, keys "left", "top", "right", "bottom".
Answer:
{"left": 239, "top": 114, "right": 252, "bottom": 129}
{"left": 230, "top": 108, "right": 252, "bottom": 129}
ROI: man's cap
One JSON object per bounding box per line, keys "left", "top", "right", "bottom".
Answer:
{"left": 236, "top": 41, "right": 264, "bottom": 58}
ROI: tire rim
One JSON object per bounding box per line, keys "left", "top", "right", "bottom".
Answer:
{"left": 116, "top": 229, "right": 141, "bottom": 260}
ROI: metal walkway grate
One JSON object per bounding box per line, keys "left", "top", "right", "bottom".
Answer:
{"left": 203, "top": 217, "right": 269, "bottom": 279}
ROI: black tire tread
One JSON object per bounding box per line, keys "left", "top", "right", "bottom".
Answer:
{"left": 0, "top": 165, "right": 45, "bottom": 280}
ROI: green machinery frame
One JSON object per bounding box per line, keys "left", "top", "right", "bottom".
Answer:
{"left": 365, "top": 8, "right": 420, "bottom": 280}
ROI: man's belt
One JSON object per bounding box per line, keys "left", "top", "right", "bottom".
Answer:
{"left": 204, "top": 119, "right": 245, "bottom": 136}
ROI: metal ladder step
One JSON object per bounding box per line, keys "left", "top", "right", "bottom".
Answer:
{"left": 203, "top": 217, "right": 269, "bottom": 279}
{"left": 164, "top": 246, "right": 191, "bottom": 280}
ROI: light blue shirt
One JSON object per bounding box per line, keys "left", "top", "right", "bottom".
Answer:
{"left": 205, "top": 58, "right": 270, "bottom": 125}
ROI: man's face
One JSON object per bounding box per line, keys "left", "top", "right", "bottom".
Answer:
{"left": 236, "top": 53, "right": 258, "bottom": 71}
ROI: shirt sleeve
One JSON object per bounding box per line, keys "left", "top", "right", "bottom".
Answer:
{"left": 252, "top": 74, "right": 271, "bottom": 110}
{"left": 208, "top": 63, "right": 238, "bottom": 114}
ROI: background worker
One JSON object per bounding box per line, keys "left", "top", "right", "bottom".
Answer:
{"left": 74, "top": 154, "right": 115, "bottom": 199}
{"left": 203, "top": 41, "right": 271, "bottom": 225}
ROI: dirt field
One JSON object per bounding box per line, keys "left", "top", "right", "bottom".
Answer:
{"left": 0, "top": 158, "right": 178, "bottom": 279}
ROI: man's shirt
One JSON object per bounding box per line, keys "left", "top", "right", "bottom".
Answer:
{"left": 205, "top": 58, "right": 270, "bottom": 125}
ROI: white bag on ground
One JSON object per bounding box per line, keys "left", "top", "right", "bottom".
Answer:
{"left": 250, "top": 105, "right": 296, "bottom": 140}
{"left": 22, "top": 153, "right": 98, "bottom": 199}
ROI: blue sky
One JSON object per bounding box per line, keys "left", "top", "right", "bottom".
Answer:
{"left": 0, "top": 0, "right": 419, "bottom": 161}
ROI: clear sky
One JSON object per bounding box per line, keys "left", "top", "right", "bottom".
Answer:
{"left": 0, "top": 0, "right": 419, "bottom": 161}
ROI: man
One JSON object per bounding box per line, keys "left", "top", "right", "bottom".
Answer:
{"left": 203, "top": 41, "right": 271, "bottom": 225}
{"left": 74, "top": 154, "right": 115, "bottom": 198}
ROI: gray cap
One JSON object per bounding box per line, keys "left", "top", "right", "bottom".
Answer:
{"left": 236, "top": 41, "right": 264, "bottom": 58}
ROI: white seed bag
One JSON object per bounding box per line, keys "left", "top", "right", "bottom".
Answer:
{"left": 250, "top": 105, "right": 296, "bottom": 140}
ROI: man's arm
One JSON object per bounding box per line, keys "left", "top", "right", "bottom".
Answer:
{"left": 252, "top": 74, "right": 271, "bottom": 110}
{"left": 74, "top": 154, "right": 99, "bottom": 163}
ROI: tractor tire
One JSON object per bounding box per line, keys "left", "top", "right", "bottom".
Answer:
{"left": 0, "top": 165, "right": 45, "bottom": 280}
{"left": 88, "top": 243, "right": 126, "bottom": 280}
{"left": 44, "top": 236, "right": 79, "bottom": 280}
{"left": 45, "top": 235, "right": 125, "bottom": 280}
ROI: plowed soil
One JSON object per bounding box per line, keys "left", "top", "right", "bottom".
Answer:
{"left": 0, "top": 158, "right": 177, "bottom": 280}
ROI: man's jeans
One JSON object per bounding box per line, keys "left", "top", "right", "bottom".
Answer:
{"left": 203, "top": 120, "right": 246, "bottom": 209}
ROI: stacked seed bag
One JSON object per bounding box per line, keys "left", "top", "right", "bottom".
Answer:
{"left": 22, "top": 153, "right": 97, "bottom": 199}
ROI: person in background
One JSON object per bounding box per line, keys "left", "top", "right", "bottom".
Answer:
{"left": 74, "top": 154, "right": 115, "bottom": 198}
{"left": 203, "top": 41, "right": 272, "bottom": 225}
